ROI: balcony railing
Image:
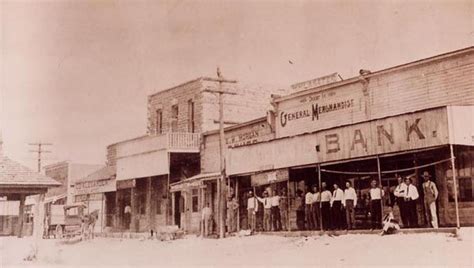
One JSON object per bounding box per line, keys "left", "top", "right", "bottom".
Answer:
{"left": 167, "top": 132, "right": 201, "bottom": 151}
{"left": 116, "top": 132, "right": 201, "bottom": 159}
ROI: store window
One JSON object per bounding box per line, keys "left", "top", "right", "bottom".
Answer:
{"left": 156, "top": 196, "right": 162, "bottom": 214}
{"left": 171, "top": 104, "right": 179, "bottom": 132}
{"left": 156, "top": 109, "right": 163, "bottom": 134}
{"left": 136, "top": 179, "right": 147, "bottom": 215}
{"left": 187, "top": 99, "right": 195, "bottom": 133}
{"left": 459, "top": 177, "right": 473, "bottom": 201}
{"left": 448, "top": 176, "right": 474, "bottom": 202}
{"left": 192, "top": 189, "right": 199, "bottom": 212}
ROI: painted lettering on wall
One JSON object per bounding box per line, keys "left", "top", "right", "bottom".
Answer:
{"left": 326, "top": 117, "right": 427, "bottom": 154}
{"left": 280, "top": 99, "right": 354, "bottom": 127}
{"left": 226, "top": 130, "right": 261, "bottom": 148}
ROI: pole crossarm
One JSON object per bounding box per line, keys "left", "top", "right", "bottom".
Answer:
{"left": 28, "top": 142, "right": 53, "bottom": 172}
{"left": 203, "top": 88, "right": 238, "bottom": 95}
{"left": 205, "top": 77, "right": 238, "bottom": 84}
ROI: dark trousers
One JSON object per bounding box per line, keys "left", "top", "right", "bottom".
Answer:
{"left": 331, "top": 201, "right": 343, "bottom": 230}
{"left": 296, "top": 210, "right": 305, "bottom": 230}
{"left": 345, "top": 200, "right": 356, "bottom": 230}
{"left": 271, "top": 206, "right": 281, "bottom": 231}
{"left": 312, "top": 202, "right": 321, "bottom": 230}
{"left": 371, "top": 200, "right": 382, "bottom": 229}
{"left": 405, "top": 200, "right": 418, "bottom": 228}
{"left": 397, "top": 197, "right": 408, "bottom": 227}
{"left": 305, "top": 204, "right": 315, "bottom": 230}
{"left": 321, "top": 202, "right": 331, "bottom": 230}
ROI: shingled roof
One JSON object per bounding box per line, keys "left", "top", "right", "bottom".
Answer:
{"left": 0, "top": 156, "right": 60, "bottom": 187}
{"left": 76, "top": 165, "right": 114, "bottom": 183}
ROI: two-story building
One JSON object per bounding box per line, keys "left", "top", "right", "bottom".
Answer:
{"left": 227, "top": 47, "right": 474, "bottom": 229}
{"left": 111, "top": 77, "right": 287, "bottom": 233}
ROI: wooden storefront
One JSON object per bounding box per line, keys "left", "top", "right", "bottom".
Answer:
{"left": 227, "top": 106, "right": 474, "bottom": 228}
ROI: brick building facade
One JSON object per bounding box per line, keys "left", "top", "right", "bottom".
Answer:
{"left": 110, "top": 77, "right": 286, "bottom": 233}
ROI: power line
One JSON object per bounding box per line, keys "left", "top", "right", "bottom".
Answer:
{"left": 28, "top": 142, "right": 53, "bottom": 172}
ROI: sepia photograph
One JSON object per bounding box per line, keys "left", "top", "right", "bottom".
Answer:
{"left": 0, "top": 0, "right": 473, "bottom": 267}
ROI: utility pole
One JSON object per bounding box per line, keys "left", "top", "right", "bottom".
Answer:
{"left": 204, "top": 68, "right": 237, "bottom": 238}
{"left": 28, "top": 142, "right": 52, "bottom": 172}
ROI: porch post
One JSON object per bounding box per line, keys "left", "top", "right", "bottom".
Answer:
{"left": 17, "top": 194, "right": 25, "bottom": 238}
{"left": 33, "top": 193, "right": 45, "bottom": 239}
{"left": 130, "top": 185, "right": 137, "bottom": 232}
{"left": 147, "top": 177, "right": 153, "bottom": 232}
{"left": 101, "top": 193, "right": 104, "bottom": 233}
{"left": 115, "top": 190, "right": 120, "bottom": 230}
{"left": 286, "top": 178, "right": 291, "bottom": 231}
{"left": 166, "top": 174, "right": 171, "bottom": 225}
{"left": 171, "top": 192, "right": 176, "bottom": 226}
{"left": 376, "top": 155, "right": 383, "bottom": 224}
{"left": 449, "top": 144, "right": 461, "bottom": 229}
{"left": 318, "top": 165, "right": 323, "bottom": 231}
{"left": 236, "top": 178, "right": 240, "bottom": 231}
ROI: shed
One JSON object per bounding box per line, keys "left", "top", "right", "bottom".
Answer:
{"left": 0, "top": 155, "right": 60, "bottom": 237}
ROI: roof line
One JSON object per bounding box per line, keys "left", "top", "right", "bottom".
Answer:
{"left": 148, "top": 77, "right": 225, "bottom": 99}
{"left": 275, "top": 46, "right": 474, "bottom": 102}
{"left": 202, "top": 116, "right": 267, "bottom": 136}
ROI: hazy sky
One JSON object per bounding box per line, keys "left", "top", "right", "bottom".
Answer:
{"left": 1, "top": 0, "right": 472, "bottom": 170}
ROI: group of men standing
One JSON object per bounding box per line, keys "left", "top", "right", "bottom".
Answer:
{"left": 297, "top": 170, "right": 439, "bottom": 231}
{"left": 233, "top": 170, "right": 440, "bottom": 235}
{"left": 247, "top": 189, "right": 289, "bottom": 232}
{"left": 301, "top": 181, "right": 358, "bottom": 231}
{"left": 394, "top": 171, "right": 439, "bottom": 229}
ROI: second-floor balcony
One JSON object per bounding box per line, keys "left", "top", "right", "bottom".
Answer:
{"left": 116, "top": 132, "right": 201, "bottom": 159}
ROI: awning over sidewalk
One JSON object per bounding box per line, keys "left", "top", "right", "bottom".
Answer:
{"left": 115, "top": 135, "right": 171, "bottom": 181}
{"left": 170, "top": 172, "right": 220, "bottom": 192}
{"left": 227, "top": 106, "right": 474, "bottom": 176}
{"left": 75, "top": 166, "right": 116, "bottom": 195}
{"left": 44, "top": 193, "right": 67, "bottom": 204}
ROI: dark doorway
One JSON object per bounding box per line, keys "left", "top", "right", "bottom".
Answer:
{"left": 174, "top": 191, "right": 181, "bottom": 227}
{"left": 105, "top": 191, "right": 116, "bottom": 227}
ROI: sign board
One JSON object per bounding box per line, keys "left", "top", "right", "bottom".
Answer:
{"left": 228, "top": 107, "right": 451, "bottom": 175}
{"left": 117, "top": 179, "right": 135, "bottom": 190}
{"left": 224, "top": 121, "right": 272, "bottom": 148}
{"left": 290, "top": 73, "right": 342, "bottom": 91}
{"left": 251, "top": 169, "right": 289, "bottom": 187}
{"left": 277, "top": 83, "right": 366, "bottom": 138}
{"left": 116, "top": 150, "right": 169, "bottom": 181}
{"left": 75, "top": 178, "right": 116, "bottom": 195}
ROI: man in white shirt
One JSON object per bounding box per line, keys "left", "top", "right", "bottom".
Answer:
{"left": 271, "top": 191, "right": 281, "bottom": 231}
{"left": 404, "top": 176, "right": 419, "bottom": 228}
{"left": 312, "top": 185, "right": 321, "bottom": 230}
{"left": 331, "top": 183, "right": 344, "bottom": 230}
{"left": 394, "top": 176, "right": 408, "bottom": 227}
{"left": 256, "top": 191, "right": 272, "bottom": 231}
{"left": 124, "top": 204, "right": 132, "bottom": 230}
{"left": 201, "top": 203, "right": 213, "bottom": 237}
{"left": 320, "top": 182, "right": 332, "bottom": 230}
{"left": 343, "top": 181, "right": 357, "bottom": 230}
{"left": 422, "top": 171, "right": 439, "bottom": 229}
{"left": 369, "top": 179, "right": 384, "bottom": 229}
{"left": 247, "top": 191, "right": 258, "bottom": 232}
{"left": 305, "top": 188, "right": 315, "bottom": 230}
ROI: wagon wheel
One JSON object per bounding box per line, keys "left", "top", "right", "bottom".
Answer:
{"left": 55, "top": 225, "right": 64, "bottom": 239}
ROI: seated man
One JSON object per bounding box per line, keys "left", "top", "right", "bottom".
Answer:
{"left": 381, "top": 207, "right": 400, "bottom": 236}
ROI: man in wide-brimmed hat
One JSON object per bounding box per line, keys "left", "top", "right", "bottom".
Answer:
{"left": 422, "top": 171, "right": 439, "bottom": 228}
